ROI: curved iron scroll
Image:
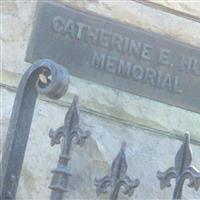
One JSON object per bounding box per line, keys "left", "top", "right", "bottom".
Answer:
{"left": 0, "top": 59, "right": 69, "bottom": 200}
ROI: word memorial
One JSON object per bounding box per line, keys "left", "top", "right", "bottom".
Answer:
{"left": 26, "top": 2, "right": 200, "bottom": 113}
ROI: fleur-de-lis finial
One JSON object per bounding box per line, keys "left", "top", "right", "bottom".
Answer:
{"left": 157, "top": 133, "right": 200, "bottom": 200}
{"left": 95, "top": 142, "right": 140, "bottom": 200}
{"left": 49, "top": 96, "right": 91, "bottom": 200}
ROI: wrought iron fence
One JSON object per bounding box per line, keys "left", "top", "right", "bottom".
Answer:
{"left": 0, "top": 59, "right": 199, "bottom": 200}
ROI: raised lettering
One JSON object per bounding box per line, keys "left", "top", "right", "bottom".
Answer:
{"left": 105, "top": 55, "right": 118, "bottom": 73}
{"left": 159, "top": 49, "right": 171, "bottom": 66}
{"left": 141, "top": 43, "right": 152, "bottom": 60}
{"left": 52, "top": 16, "right": 64, "bottom": 33}
{"left": 111, "top": 33, "right": 123, "bottom": 53}
{"left": 91, "top": 52, "right": 106, "bottom": 69}
{"left": 132, "top": 64, "right": 144, "bottom": 81}
{"left": 156, "top": 71, "right": 163, "bottom": 88}
{"left": 85, "top": 26, "right": 100, "bottom": 45}
{"left": 128, "top": 39, "right": 142, "bottom": 57}
{"left": 76, "top": 22, "right": 87, "bottom": 40}
{"left": 64, "top": 19, "right": 75, "bottom": 39}
{"left": 144, "top": 67, "right": 157, "bottom": 86}
{"left": 173, "top": 76, "right": 183, "bottom": 93}
{"left": 179, "top": 56, "right": 192, "bottom": 73}
{"left": 99, "top": 29, "right": 111, "bottom": 48}
{"left": 192, "top": 59, "right": 200, "bottom": 76}
{"left": 117, "top": 59, "right": 132, "bottom": 77}
{"left": 161, "top": 74, "right": 172, "bottom": 91}
{"left": 123, "top": 36, "right": 130, "bottom": 54}
{"left": 179, "top": 56, "right": 200, "bottom": 76}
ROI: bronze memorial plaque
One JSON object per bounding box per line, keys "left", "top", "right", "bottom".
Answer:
{"left": 26, "top": 2, "right": 200, "bottom": 113}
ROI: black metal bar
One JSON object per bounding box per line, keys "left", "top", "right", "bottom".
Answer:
{"left": 95, "top": 142, "right": 140, "bottom": 200}
{"left": 48, "top": 96, "right": 91, "bottom": 200}
{"left": 157, "top": 133, "right": 200, "bottom": 200}
{"left": 0, "top": 59, "right": 69, "bottom": 200}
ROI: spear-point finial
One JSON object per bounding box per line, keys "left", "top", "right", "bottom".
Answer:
{"left": 49, "top": 96, "right": 91, "bottom": 200}
{"left": 157, "top": 132, "right": 200, "bottom": 200}
{"left": 95, "top": 142, "right": 140, "bottom": 200}
{"left": 121, "top": 141, "right": 126, "bottom": 151}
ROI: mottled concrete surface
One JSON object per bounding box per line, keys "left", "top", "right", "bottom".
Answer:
{"left": 1, "top": 0, "right": 200, "bottom": 199}
{"left": 147, "top": 0, "right": 200, "bottom": 19}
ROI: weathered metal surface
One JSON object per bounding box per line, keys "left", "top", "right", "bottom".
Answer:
{"left": 157, "top": 133, "right": 200, "bottom": 200}
{"left": 26, "top": 2, "right": 200, "bottom": 113}
{"left": 48, "top": 96, "right": 90, "bottom": 200}
{"left": 0, "top": 59, "right": 69, "bottom": 200}
{"left": 95, "top": 143, "right": 140, "bottom": 200}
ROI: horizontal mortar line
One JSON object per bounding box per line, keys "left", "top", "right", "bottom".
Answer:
{"left": 1, "top": 83, "right": 200, "bottom": 146}
{"left": 133, "top": 0, "right": 200, "bottom": 23}
{"left": 54, "top": 100, "right": 200, "bottom": 147}
{"left": 0, "top": 83, "right": 16, "bottom": 93}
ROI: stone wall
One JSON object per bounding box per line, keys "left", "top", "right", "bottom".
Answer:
{"left": 1, "top": 0, "right": 200, "bottom": 199}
